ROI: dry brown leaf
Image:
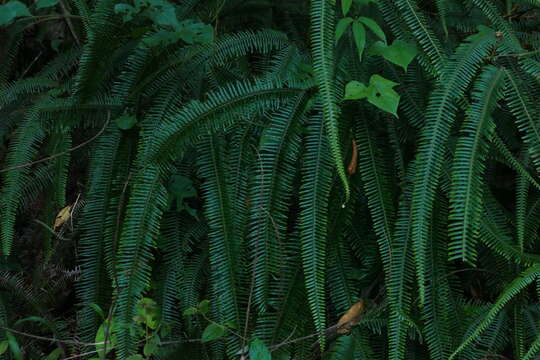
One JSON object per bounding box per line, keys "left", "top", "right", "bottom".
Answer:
{"left": 54, "top": 205, "right": 72, "bottom": 229}
{"left": 347, "top": 139, "right": 358, "bottom": 175}
{"left": 336, "top": 300, "right": 365, "bottom": 334}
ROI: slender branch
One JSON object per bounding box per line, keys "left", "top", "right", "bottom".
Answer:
{"left": 0, "top": 112, "right": 110, "bottom": 174}
{"left": 0, "top": 326, "right": 110, "bottom": 346}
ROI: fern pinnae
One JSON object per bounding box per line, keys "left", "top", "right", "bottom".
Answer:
{"left": 310, "top": 0, "right": 349, "bottom": 202}
{"left": 0, "top": 110, "right": 45, "bottom": 255}
{"left": 114, "top": 165, "right": 168, "bottom": 359}
{"left": 503, "top": 69, "right": 540, "bottom": 173}
{"left": 249, "top": 92, "right": 309, "bottom": 312}
{"left": 355, "top": 115, "right": 396, "bottom": 277}
{"left": 77, "top": 125, "right": 122, "bottom": 342}
{"left": 411, "top": 28, "right": 497, "bottom": 303}
{"left": 198, "top": 135, "right": 242, "bottom": 354}
{"left": 388, "top": 163, "right": 416, "bottom": 360}
{"left": 523, "top": 326, "right": 540, "bottom": 360}
{"left": 450, "top": 264, "right": 540, "bottom": 360}
{"left": 394, "top": 0, "right": 447, "bottom": 73}
{"left": 516, "top": 149, "right": 529, "bottom": 253}
{"left": 147, "top": 78, "right": 302, "bottom": 162}
{"left": 491, "top": 134, "right": 540, "bottom": 192}
{"left": 448, "top": 66, "right": 506, "bottom": 265}
{"left": 299, "top": 111, "right": 334, "bottom": 348}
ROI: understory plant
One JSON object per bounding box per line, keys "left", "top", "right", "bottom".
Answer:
{"left": 1, "top": 0, "right": 540, "bottom": 359}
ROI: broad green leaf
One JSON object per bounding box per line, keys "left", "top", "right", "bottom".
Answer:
{"left": 46, "top": 348, "right": 62, "bottom": 360}
{"left": 36, "top": 0, "right": 59, "bottom": 9}
{"left": 352, "top": 21, "right": 366, "bottom": 60}
{"left": 335, "top": 17, "right": 353, "bottom": 43}
{"left": 249, "top": 338, "right": 272, "bottom": 360}
{"left": 0, "top": 1, "right": 31, "bottom": 25}
{"left": 341, "top": 0, "right": 352, "bottom": 15}
{"left": 88, "top": 303, "right": 106, "bottom": 320}
{"left": 135, "top": 297, "right": 160, "bottom": 329}
{"left": 201, "top": 323, "right": 227, "bottom": 343}
{"left": 183, "top": 307, "right": 198, "bottom": 316}
{"left": 14, "top": 316, "right": 50, "bottom": 327}
{"left": 95, "top": 319, "right": 116, "bottom": 359}
{"left": 144, "top": 342, "right": 158, "bottom": 356}
{"left": 115, "top": 113, "right": 137, "bottom": 130}
{"left": 6, "top": 332, "right": 22, "bottom": 360}
{"left": 344, "top": 80, "right": 367, "bottom": 100}
{"left": 198, "top": 299, "right": 210, "bottom": 314}
{"left": 369, "top": 40, "right": 418, "bottom": 71}
{"left": 366, "top": 75, "right": 400, "bottom": 116}
{"left": 0, "top": 341, "right": 8, "bottom": 355}
{"left": 224, "top": 321, "right": 238, "bottom": 329}
{"left": 358, "top": 17, "right": 386, "bottom": 43}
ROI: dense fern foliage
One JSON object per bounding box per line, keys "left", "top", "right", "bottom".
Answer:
{"left": 1, "top": 0, "right": 540, "bottom": 359}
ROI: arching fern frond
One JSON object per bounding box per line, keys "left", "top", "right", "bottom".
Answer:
{"left": 310, "top": 0, "right": 349, "bottom": 201}
{"left": 503, "top": 68, "right": 540, "bottom": 173}
{"left": 198, "top": 135, "right": 243, "bottom": 356}
{"left": 0, "top": 110, "right": 45, "bottom": 255}
{"left": 249, "top": 92, "right": 309, "bottom": 312}
{"left": 114, "top": 165, "right": 168, "bottom": 359}
{"left": 147, "top": 78, "right": 303, "bottom": 162}
{"left": 450, "top": 264, "right": 540, "bottom": 360}
{"left": 394, "top": 0, "right": 447, "bottom": 72}
{"left": 299, "top": 111, "right": 334, "bottom": 348}
{"left": 448, "top": 66, "right": 506, "bottom": 265}
{"left": 411, "top": 27, "right": 498, "bottom": 303}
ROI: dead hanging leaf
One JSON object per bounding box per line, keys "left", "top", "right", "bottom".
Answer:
{"left": 336, "top": 300, "right": 365, "bottom": 334}
{"left": 53, "top": 205, "right": 72, "bottom": 229}
{"left": 347, "top": 139, "right": 358, "bottom": 175}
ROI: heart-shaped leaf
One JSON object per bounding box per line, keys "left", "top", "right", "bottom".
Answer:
{"left": 202, "top": 323, "right": 227, "bottom": 343}
{"left": 369, "top": 40, "right": 417, "bottom": 71}
{"left": 0, "top": 1, "right": 31, "bottom": 26}
{"left": 344, "top": 80, "right": 367, "bottom": 100}
{"left": 365, "top": 75, "right": 400, "bottom": 116}
{"left": 36, "top": 0, "right": 59, "bottom": 9}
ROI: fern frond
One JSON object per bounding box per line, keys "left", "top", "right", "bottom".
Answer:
{"left": 388, "top": 163, "right": 416, "bottom": 360}
{"left": 311, "top": 0, "right": 349, "bottom": 201}
{"left": 198, "top": 135, "right": 243, "bottom": 355}
{"left": 355, "top": 116, "right": 395, "bottom": 275}
{"left": 0, "top": 110, "right": 45, "bottom": 255}
{"left": 450, "top": 264, "right": 540, "bottom": 360}
{"left": 114, "top": 165, "right": 168, "bottom": 359}
{"left": 394, "top": 0, "right": 447, "bottom": 72}
{"left": 448, "top": 66, "right": 506, "bottom": 265}
{"left": 147, "top": 78, "right": 302, "bottom": 162}
{"left": 249, "top": 92, "right": 308, "bottom": 311}
{"left": 77, "top": 125, "right": 121, "bottom": 342}
{"left": 411, "top": 28, "right": 497, "bottom": 303}
{"left": 503, "top": 68, "right": 540, "bottom": 173}
{"left": 299, "top": 111, "right": 334, "bottom": 347}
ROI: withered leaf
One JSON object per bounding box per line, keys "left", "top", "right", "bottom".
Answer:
{"left": 53, "top": 205, "right": 72, "bottom": 229}
{"left": 347, "top": 139, "right": 358, "bottom": 175}
{"left": 336, "top": 300, "right": 365, "bottom": 334}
